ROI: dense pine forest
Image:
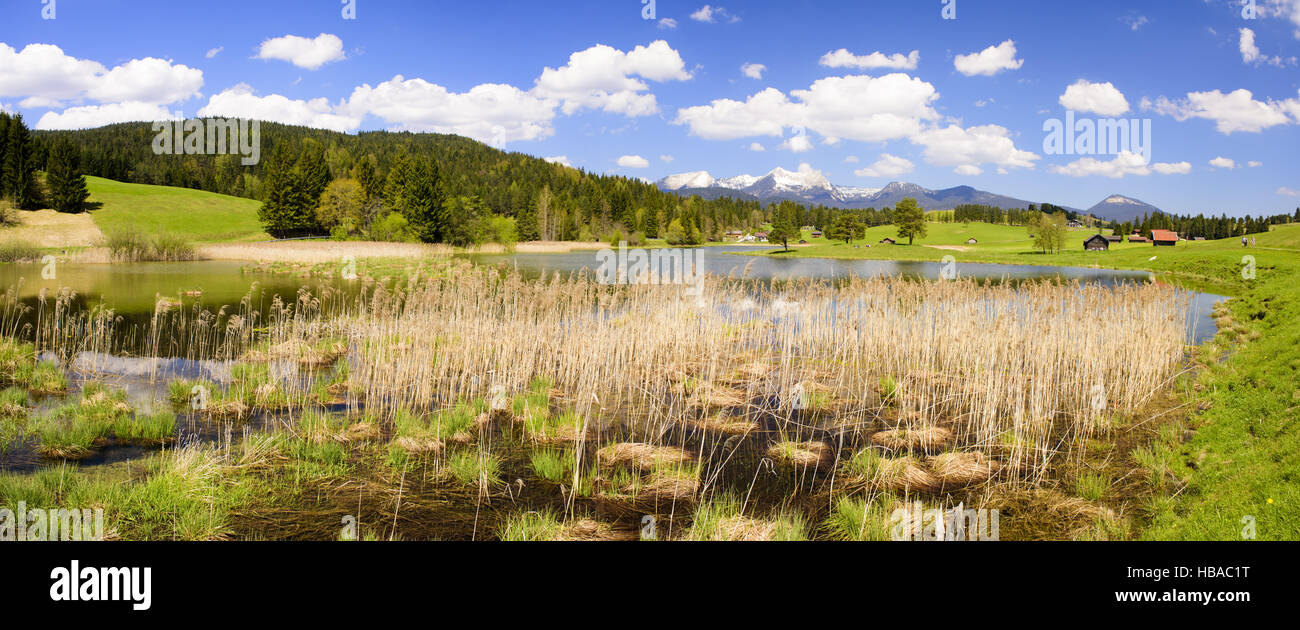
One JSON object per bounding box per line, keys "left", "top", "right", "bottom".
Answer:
{"left": 7, "top": 116, "right": 1296, "bottom": 244}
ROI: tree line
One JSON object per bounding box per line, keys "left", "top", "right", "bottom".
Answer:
{"left": 1115, "top": 211, "right": 1292, "bottom": 241}
{"left": 1, "top": 112, "right": 89, "bottom": 214}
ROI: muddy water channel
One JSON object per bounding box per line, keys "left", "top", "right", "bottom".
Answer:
{"left": 0, "top": 255, "right": 1229, "bottom": 540}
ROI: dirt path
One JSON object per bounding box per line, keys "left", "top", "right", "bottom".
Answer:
{"left": 2, "top": 209, "right": 104, "bottom": 248}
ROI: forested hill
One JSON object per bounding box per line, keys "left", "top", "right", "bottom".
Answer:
{"left": 33, "top": 120, "right": 777, "bottom": 243}
{"left": 33, "top": 121, "right": 661, "bottom": 215}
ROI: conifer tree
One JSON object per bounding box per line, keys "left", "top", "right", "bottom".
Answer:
{"left": 402, "top": 156, "right": 447, "bottom": 243}
{"left": 257, "top": 143, "right": 317, "bottom": 238}
{"left": 2, "top": 113, "right": 38, "bottom": 209}
{"left": 45, "top": 137, "right": 89, "bottom": 213}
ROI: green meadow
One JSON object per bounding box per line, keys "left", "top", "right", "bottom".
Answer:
{"left": 86, "top": 176, "right": 269, "bottom": 243}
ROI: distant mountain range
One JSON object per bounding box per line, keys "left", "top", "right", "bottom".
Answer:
{"left": 1085, "top": 195, "right": 1164, "bottom": 223}
{"left": 657, "top": 167, "right": 1167, "bottom": 220}
{"left": 657, "top": 167, "right": 1068, "bottom": 212}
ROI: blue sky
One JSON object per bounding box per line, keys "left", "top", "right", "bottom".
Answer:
{"left": 2, "top": 0, "right": 1299, "bottom": 215}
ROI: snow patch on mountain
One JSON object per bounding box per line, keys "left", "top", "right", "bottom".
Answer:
{"left": 660, "top": 171, "right": 716, "bottom": 191}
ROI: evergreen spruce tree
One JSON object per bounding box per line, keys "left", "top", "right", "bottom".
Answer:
{"left": 2, "top": 113, "right": 39, "bottom": 208}
{"left": 257, "top": 143, "right": 316, "bottom": 238}
{"left": 298, "top": 141, "right": 331, "bottom": 207}
{"left": 516, "top": 187, "right": 540, "bottom": 242}
{"left": 353, "top": 156, "right": 381, "bottom": 202}
{"left": 402, "top": 157, "right": 447, "bottom": 242}
{"left": 640, "top": 204, "right": 659, "bottom": 239}
{"left": 45, "top": 137, "right": 89, "bottom": 213}
{"left": 0, "top": 112, "right": 10, "bottom": 195}
{"left": 382, "top": 152, "right": 412, "bottom": 215}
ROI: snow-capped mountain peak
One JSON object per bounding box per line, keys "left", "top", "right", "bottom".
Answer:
{"left": 717, "top": 174, "right": 759, "bottom": 189}
{"left": 660, "top": 170, "right": 716, "bottom": 191}
{"left": 1086, "top": 194, "right": 1163, "bottom": 223}
{"left": 1103, "top": 195, "right": 1143, "bottom": 205}
{"left": 762, "top": 166, "right": 832, "bottom": 191}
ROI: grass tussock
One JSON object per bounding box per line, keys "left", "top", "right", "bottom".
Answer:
{"left": 684, "top": 493, "right": 808, "bottom": 541}
{"left": 597, "top": 442, "right": 694, "bottom": 472}
{"left": 824, "top": 494, "right": 898, "bottom": 541}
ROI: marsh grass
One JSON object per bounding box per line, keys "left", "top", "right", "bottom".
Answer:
{"left": 500, "top": 509, "right": 565, "bottom": 541}
{"left": 0, "top": 240, "right": 41, "bottom": 262}
{"left": 446, "top": 449, "right": 502, "bottom": 486}
{"left": 287, "top": 439, "right": 351, "bottom": 479}
{"left": 0, "top": 339, "right": 68, "bottom": 395}
{"left": 31, "top": 384, "right": 130, "bottom": 458}
{"left": 529, "top": 447, "right": 575, "bottom": 483}
{"left": 1132, "top": 445, "right": 1172, "bottom": 488}
{"left": 0, "top": 257, "right": 1199, "bottom": 540}
{"left": 0, "top": 386, "right": 28, "bottom": 452}
{"left": 1075, "top": 472, "right": 1111, "bottom": 501}
{"left": 824, "top": 494, "right": 897, "bottom": 541}
{"left": 105, "top": 229, "right": 195, "bottom": 262}
{"left": 336, "top": 271, "right": 1188, "bottom": 487}
{"left": 112, "top": 411, "right": 177, "bottom": 446}
{"left": 684, "top": 493, "right": 808, "bottom": 541}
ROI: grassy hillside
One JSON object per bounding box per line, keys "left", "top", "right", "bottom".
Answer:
{"left": 87, "top": 176, "right": 269, "bottom": 243}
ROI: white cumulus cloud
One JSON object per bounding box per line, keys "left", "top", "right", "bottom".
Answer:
{"left": 1059, "top": 79, "right": 1130, "bottom": 116}
{"left": 953, "top": 39, "right": 1024, "bottom": 76}
{"left": 1152, "top": 161, "right": 1192, "bottom": 175}
{"left": 912, "top": 124, "right": 1038, "bottom": 174}
{"left": 198, "top": 83, "right": 360, "bottom": 133}
{"left": 1238, "top": 27, "right": 1295, "bottom": 66}
{"left": 779, "top": 134, "right": 814, "bottom": 153}
{"left": 0, "top": 43, "right": 202, "bottom": 108}
{"left": 346, "top": 76, "right": 554, "bottom": 144}
{"left": 531, "top": 40, "right": 692, "bottom": 117}
{"left": 1209, "top": 156, "right": 1237, "bottom": 169}
{"left": 256, "top": 33, "right": 346, "bottom": 70}
{"left": 674, "top": 73, "right": 940, "bottom": 142}
{"left": 818, "top": 49, "right": 919, "bottom": 71}
{"left": 617, "top": 154, "right": 650, "bottom": 168}
{"left": 1048, "top": 151, "right": 1191, "bottom": 178}
{"left": 1141, "top": 88, "right": 1298, "bottom": 134}
{"left": 741, "top": 63, "right": 766, "bottom": 79}
{"left": 690, "top": 5, "right": 738, "bottom": 23}
{"left": 35, "top": 101, "right": 178, "bottom": 130}
{"left": 854, "top": 154, "right": 915, "bottom": 178}
{"left": 1241, "top": 27, "right": 1262, "bottom": 63}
